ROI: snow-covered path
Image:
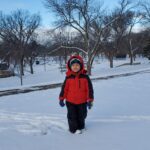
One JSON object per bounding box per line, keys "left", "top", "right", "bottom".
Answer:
{"left": 0, "top": 71, "right": 150, "bottom": 150}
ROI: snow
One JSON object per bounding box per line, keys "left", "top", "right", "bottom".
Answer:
{"left": 0, "top": 63, "right": 64, "bottom": 91}
{"left": 0, "top": 68, "right": 150, "bottom": 150}
{"left": 0, "top": 57, "right": 150, "bottom": 91}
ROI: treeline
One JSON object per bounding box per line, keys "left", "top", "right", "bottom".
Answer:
{"left": 0, "top": 0, "right": 150, "bottom": 80}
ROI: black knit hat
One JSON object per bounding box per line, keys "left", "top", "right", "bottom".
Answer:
{"left": 69, "top": 58, "right": 82, "bottom": 68}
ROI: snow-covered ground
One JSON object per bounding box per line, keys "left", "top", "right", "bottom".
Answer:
{"left": 0, "top": 57, "right": 150, "bottom": 91}
{"left": 0, "top": 70, "right": 150, "bottom": 150}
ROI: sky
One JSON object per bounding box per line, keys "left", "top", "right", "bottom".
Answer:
{"left": 0, "top": 0, "right": 119, "bottom": 28}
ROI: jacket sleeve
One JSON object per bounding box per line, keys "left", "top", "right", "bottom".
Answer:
{"left": 86, "top": 75, "right": 94, "bottom": 102}
{"left": 59, "top": 77, "right": 69, "bottom": 101}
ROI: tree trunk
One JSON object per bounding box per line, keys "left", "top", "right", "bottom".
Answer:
{"left": 108, "top": 52, "right": 114, "bottom": 68}
{"left": 29, "top": 57, "right": 34, "bottom": 74}
{"left": 129, "top": 51, "right": 133, "bottom": 65}
{"left": 19, "top": 61, "right": 23, "bottom": 86}
{"left": 130, "top": 55, "right": 133, "bottom": 65}
{"left": 110, "top": 56, "right": 113, "bottom": 68}
{"left": 64, "top": 49, "right": 67, "bottom": 64}
{"left": 87, "top": 51, "right": 92, "bottom": 75}
{"left": 87, "top": 59, "right": 92, "bottom": 75}
{"left": 133, "top": 54, "right": 136, "bottom": 61}
{"left": 129, "top": 39, "right": 133, "bottom": 65}
{"left": 43, "top": 54, "right": 46, "bottom": 72}
{"left": 20, "top": 56, "right": 24, "bottom": 76}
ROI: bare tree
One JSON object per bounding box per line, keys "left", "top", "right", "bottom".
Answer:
{"left": 125, "top": 11, "right": 144, "bottom": 64}
{"left": 140, "top": 1, "right": 150, "bottom": 24}
{"left": 25, "top": 39, "right": 39, "bottom": 74}
{"left": 0, "top": 10, "right": 40, "bottom": 85}
{"left": 44, "top": 0, "right": 119, "bottom": 75}
{"left": 104, "top": 0, "right": 144, "bottom": 65}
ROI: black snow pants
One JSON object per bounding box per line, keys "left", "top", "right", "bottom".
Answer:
{"left": 66, "top": 101, "right": 87, "bottom": 133}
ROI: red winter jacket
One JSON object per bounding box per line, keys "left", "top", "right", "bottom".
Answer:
{"left": 59, "top": 55, "right": 94, "bottom": 104}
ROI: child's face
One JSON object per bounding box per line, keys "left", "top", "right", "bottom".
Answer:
{"left": 71, "top": 63, "right": 81, "bottom": 73}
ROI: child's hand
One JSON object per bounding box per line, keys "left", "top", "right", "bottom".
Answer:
{"left": 87, "top": 101, "right": 93, "bottom": 109}
{"left": 59, "top": 100, "right": 65, "bottom": 107}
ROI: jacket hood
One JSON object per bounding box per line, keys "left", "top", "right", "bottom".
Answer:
{"left": 66, "top": 55, "right": 87, "bottom": 76}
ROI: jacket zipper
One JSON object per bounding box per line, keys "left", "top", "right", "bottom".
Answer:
{"left": 75, "top": 75, "right": 80, "bottom": 88}
{"left": 79, "top": 79, "right": 81, "bottom": 88}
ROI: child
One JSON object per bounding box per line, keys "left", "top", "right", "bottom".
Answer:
{"left": 59, "top": 54, "right": 94, "bottom": 134}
